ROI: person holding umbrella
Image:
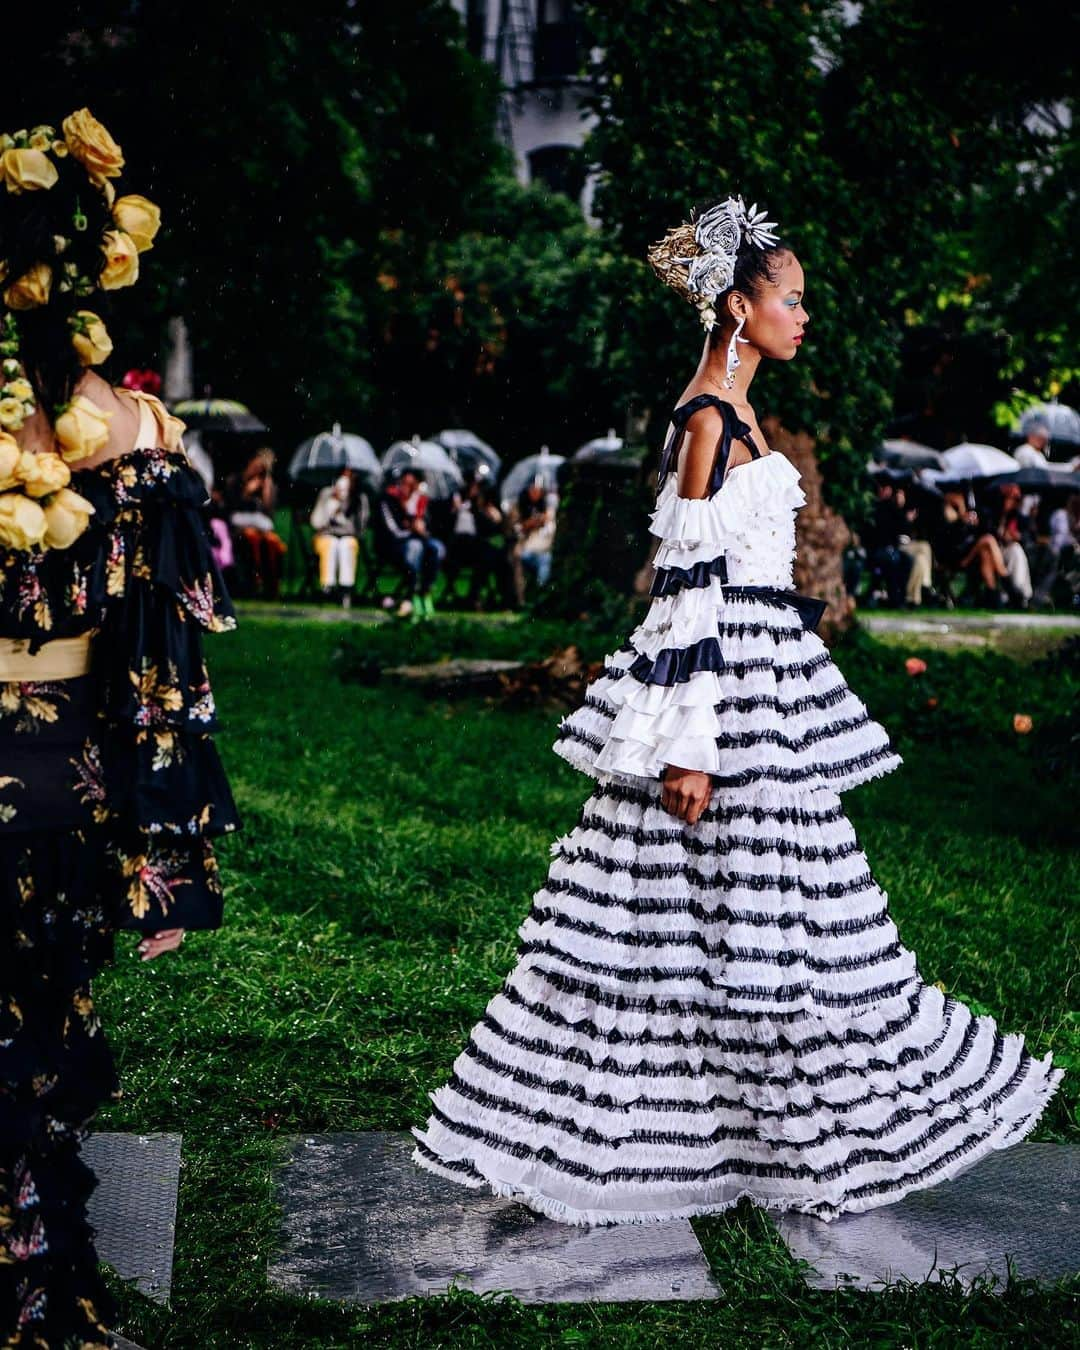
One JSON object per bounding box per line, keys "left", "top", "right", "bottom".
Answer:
{"left": 376, "top": 468, "right": 446, "bottom": 619}
{"left": 509, "top": 474, "right": 559, "bottom": 606}
{"left": 310, "top": 470, "right": 365, "bottom": 607}
{"left": 225, "top": 447, "right": 287, "bottom": 599}
{"left": 1013, "top": 418, "right": 1051, "bottom": 470}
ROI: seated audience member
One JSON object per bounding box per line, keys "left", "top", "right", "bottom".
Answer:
{"left": 310, "top": 471, "right": 365, "bottom": 607}
{"left": 1034, "top": 491, "right": 1080, "bottom": 606}
{"left": 226, "top": 448, "right": 287, "bottom": 599}
{"left": 1013, "top": 419, "right": 1051, "bottom": 470}
{"left": 448, "top": 474, "right": 514, "bottom": 609}
{"left": 933, "top": 491, "right": 1009, "bottom": 606}
{"left": 207, "top": 487, "right": 235, "bottom": 589}
{"left": 893, "top": 486, "right": 935, "bottom": 607}
{"left": 994, "top": 482, "right": 1034, "bottom": 608}
{"left": 376, "top": 469, "right": 446, "bottom": 619}
{"left": 862, "top": 481, "right": 913, "bottom": 607}
{"left": 510, "top": 477, "right": 558, "bottom": 607}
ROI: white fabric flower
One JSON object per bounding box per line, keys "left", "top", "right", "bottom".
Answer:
{"left": 685, "top": 250, "right": 734, "bottom": 299}
{"left": 694, "top": 199, "right": 741, "bottom": 256}
{"left": 733, "top": 195, "right": 780, "bottom": 248}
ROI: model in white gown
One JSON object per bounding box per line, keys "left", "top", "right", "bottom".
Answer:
{"left": 410, "top": 392, "right": 1062, "bottom": 1226}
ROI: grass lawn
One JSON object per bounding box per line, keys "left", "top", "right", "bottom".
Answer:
{"left": 98, "top": 609, "right": 1080, "bottom": 1349}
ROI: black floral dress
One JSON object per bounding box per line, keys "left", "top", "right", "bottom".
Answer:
{"left": 0, "top": 429, "right": 238, "bottom": 1347}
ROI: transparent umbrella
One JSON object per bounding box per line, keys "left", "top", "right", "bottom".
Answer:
{"left": 501, "top": 448, "right": 565, "bottom": 510}
{"left": 381, "top": 436, "right": 464, "bottom": 500}
{"left": 288, "top": 424, "right": 382, "bottom": 490}
{"left": 574, "top": 427, "right": 624, "bottom": 461}
{"left": 1018, "top": 401, "right": 1080, "bottom": 447}
{"left": 433, "top": 429, "right": 502, "bottom": 480}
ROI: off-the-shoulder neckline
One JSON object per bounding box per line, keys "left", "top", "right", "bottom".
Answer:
{"left": 660, "top": 446, "right": 791, "bottom": 502}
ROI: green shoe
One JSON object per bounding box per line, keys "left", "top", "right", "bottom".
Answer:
{"left": 416, "top": 592, "right": 435, "bottom": 619}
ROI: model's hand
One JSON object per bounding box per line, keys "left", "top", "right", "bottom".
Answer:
{"left": 661, "top": 766, "right": 712, "bottom": 825}
{"left": 138, "top": 929, "right": 186, "bottom": 961}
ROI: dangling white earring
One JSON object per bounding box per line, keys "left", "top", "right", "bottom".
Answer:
{"left": 720, "top": 315, "right": 748, "bottom": 390}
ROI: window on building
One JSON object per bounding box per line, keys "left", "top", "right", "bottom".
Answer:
{"left": 534, "top": 0, "right": 582, "bottom": 80}
{"left": 527, "top": 144, "right": 585, "bottom": 202}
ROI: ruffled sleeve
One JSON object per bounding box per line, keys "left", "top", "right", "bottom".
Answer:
{"left": 94, "top": 449, "right": 240, "bottom": 932}
{"left": 553, "top": 453, "right": 805, "bottom": 785}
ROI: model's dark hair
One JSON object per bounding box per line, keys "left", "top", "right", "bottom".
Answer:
{"left": 0, "top": 153, "right": 114, "bottom": 420}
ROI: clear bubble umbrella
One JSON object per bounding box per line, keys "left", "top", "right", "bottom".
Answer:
{"left": 1017, "top": 401, "right": 1080, "bottom": 447}
{"left": 500, "top": 447, "right": 565, "bottom": 510}
{"left": 381, "top": 436, "right": 464, "bottom": 500}
{"left": 573, "top": 427, "right": 624, "bottom": 461}
{"left": 288, "top": 423, "right": 382, "bottom": 490}
{"left": 433, "top": 429, "right": 502, "bottom": 480}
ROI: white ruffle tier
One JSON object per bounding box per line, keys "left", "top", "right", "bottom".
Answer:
{"left": 411, "top": 782, "right": 1062, "bottom": 1225}
{"left": 555, "top": 593, "right": 902, "bottom": 791}
{"left": 651, "top": 451, "right": 805, "bottom": 591}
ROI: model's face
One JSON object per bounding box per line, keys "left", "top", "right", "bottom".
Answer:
{"left": 739, "top": 252, "right": 807, "bottom": 361}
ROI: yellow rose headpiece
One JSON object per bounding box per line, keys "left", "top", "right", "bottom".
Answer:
{"left": 0, "top": 110, "right": 160, "bottom": 554}
{"left": 0, "top": 110, "right": 162, "bottom": 310}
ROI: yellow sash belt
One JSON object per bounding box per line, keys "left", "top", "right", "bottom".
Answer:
{"left": 0, "top": 632, "right": 95, "bottom": 682}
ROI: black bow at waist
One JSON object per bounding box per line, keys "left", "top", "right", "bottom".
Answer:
{"left": 720, "top": 585, "right": 828, "bottom": 634}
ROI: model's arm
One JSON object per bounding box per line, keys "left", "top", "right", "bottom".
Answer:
{"left": 663, "top": 405, "right": 753, "bottom": 824}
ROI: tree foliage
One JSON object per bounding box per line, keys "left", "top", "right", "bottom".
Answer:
{"left": 580, "top": 0, "right": 1080, "bottom": 507}
{"left": 3, "top": 1, "right": 1076, "bottom": 491}
{"left": 2, "top": 1, "right": 503, "bottom": 447}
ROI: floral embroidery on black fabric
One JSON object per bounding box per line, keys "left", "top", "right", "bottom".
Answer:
{"left": 0, "top": 680, "right": 71, "bottom": 734}
{"left": 1, "top": 447, "right": 238, "bottom": 1344}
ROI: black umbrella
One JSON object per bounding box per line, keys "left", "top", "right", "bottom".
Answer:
{"left": 877, "top": 438, "right": 946, "bottom": 471}
{"left": 984, "top": 467, "right": 1080, "bottom": 495}
{"left": 171, "top": 397, "right": 268, "bottom": 434}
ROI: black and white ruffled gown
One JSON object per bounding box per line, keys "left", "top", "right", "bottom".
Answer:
{"left": 411, "top": 393, "right": 1062, "bottom": 1226}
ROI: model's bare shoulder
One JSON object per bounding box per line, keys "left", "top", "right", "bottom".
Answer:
{"left": 677, "top": 401, "right": 726, "bottom": 499}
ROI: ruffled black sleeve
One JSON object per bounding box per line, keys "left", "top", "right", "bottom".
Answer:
{"left": 93, "top": 450, "right": 241, "bottom": 932}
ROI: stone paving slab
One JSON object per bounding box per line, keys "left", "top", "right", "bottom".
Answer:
{"left": 268, "top": 1132, "right": 722, "bottom": 1304}
{"left": 776, "top": 1144, "right": 1080, "bottom": 1291}
{"left": 85, "top": 1133, "right": 182, "bottom": 1304}
{"left": 860, "top": 611, "right": 1080, "bottom": 631}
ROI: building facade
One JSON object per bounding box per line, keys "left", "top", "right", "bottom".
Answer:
{"left": 450, "top": 0, "right": 598, "bottom": 220}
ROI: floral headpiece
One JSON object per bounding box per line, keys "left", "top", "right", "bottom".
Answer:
{"left": 0, "top": 109, "right": 163, "bottom": 553}
{"left": 647, "top": 194, "right": 781, "bottom": 332}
